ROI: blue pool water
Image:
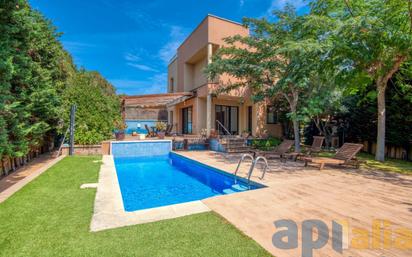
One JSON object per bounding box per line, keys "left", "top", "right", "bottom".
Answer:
{"left": 112, "top": 141, "right": 263, "bottom": 212}
{"left": 124, "top": 119, "right": 164, "bottom": 134}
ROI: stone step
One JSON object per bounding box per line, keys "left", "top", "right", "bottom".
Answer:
{"left": 226, "top": 147, "right": 253, "bottom": 153}
{"left": 221, "top": 142, "right": 247, "bottom": 147}
{"left": 222, "top": 184, "right": 249, "bottom": 194}
{"left": 220, "top": 140, "right": 247, "bottom": 145}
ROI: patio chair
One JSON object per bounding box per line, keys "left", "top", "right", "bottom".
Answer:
{"left": 254, "top": 139, "right": 294, "bottom": 162}
{"left": 165, "top": 124, "right": 173, "bottom": 136}
{"left": 144, "top": 124, "right": 155, "bottom": 137}
{"left": 302, "top": 143, "right": 364, "bottom": 170}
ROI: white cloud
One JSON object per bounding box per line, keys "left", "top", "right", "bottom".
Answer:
{"left": 127, "top": 63, "right": 158, "bottom": 72}
{"left": 158, "top": 25, "right": 187, "bottom": 64}
{"left": 124, "top": 53, "right": 141, "bottom": 62}
{"left": 124, "top": 50, "right": 158, "bottom": 72}
{"left": 110, "top": 73, "right": 167, "bottom": 95}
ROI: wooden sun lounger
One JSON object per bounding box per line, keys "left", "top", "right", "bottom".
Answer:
{"left": 165, "top": 124, "right": 173, "bottom": 136}
{"left": 254, "top": 139, "right": 294, "bottom": 162}
{"left": 283, "top": 136, "right": 326, "bottom": 162}
{"left": 303, "top": 143, "right": 364, "bottom": 170}
{"left": 308, "top": 136, "right": 324, "bottom": 155}
{"left": 144, "top": 124, "right": 155, "bottom": 137}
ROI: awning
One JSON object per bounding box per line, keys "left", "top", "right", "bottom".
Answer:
{"left": 123, "top": 93, "right": 193, "bottom": 108}
{"left": 165, "top": 94, "right": 194, "bottom": 108}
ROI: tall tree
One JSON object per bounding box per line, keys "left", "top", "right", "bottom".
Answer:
{"left": 61, "top": 70, "right": 122, "bottom": 145}
{"left": 311, "top": 0, "right": 412, "bottom": 161}
{"left": 0, "top": 0, "right": 75, "bottom": 160}
{"left": 206, "top": 6, "right": 329, "bottom": 152}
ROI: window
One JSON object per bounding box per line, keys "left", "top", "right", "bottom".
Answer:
{"left": 247, "top": 106, "right": 252, "bottom": 132}
{"left": 266, "top": 105, "right": 278, "bottom": 124}
{"left": 169, "top": 78, "right": 174, "bottom": 92}
{"left": 182, "top": 107, "right": 192, "bottom": 134}
{"left": 215, "top": 105, "right": 239, "bottom": 135}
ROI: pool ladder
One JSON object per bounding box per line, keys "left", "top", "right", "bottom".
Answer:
{"left": 234, "top": 154, "right": 269, "bottom": 187}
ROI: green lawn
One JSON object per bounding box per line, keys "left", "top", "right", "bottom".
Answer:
{"left": 318, "top": 151, "right": 412, "bottom": 175}
{"left": 0, "top": 156, "right": 271, "bottom": 257}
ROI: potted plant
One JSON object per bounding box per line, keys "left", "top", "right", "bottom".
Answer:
{"left": 155, "top": 121, "right": 167, "bottom": 139}
{"left": 114, "top": 120, "right": 127, "bottom": 141}
{"left": 209, "top": 129, "right": 219, "bottom": 139}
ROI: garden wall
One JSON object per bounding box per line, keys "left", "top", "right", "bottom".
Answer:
{"left": 60, "top": 145, "right": 102, "bottom": 156}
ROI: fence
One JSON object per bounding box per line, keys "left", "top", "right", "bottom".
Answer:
{"left": 362, "top": 141, "right": 412, "bottom": 161}
{"left": 0, "top": 144, "right": 51, "bottom": 178}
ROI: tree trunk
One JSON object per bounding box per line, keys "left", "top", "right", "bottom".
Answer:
{"left": 374, "top": 56, "right": 405, "bottom": 161}
{"left": 292, "top": 117, "right": 301, "bottom": 152}
{"left": 375, "top": 82, "right": 386, "bottom": 161}
{"left": 283, "top": 89, "right": 301, "bottom": 152}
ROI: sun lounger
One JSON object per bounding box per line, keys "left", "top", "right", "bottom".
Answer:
{"left": 165, "top": 124, "right": 173, "bottom": 136}
{"left": 254, "top": 139, "right": 294, "bottom": 162}
{"left": 308, "top": 136, "right": 324, "bottom": 155}
{"left": 302, "top": 143, "right": 364, "bottom": 170}
{"left": 145, "top": 124, "right": 155, "bottom": 137}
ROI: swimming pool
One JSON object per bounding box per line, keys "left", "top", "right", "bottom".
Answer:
{"left": 112, "top": 141, "right": 263, "bottom": 212}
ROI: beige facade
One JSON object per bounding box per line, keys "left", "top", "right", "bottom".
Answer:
{"left": 167, "top": 15, "right": 282, "bottom": 137}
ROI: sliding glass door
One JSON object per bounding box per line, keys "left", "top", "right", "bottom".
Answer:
{"left": 215, "top": 105, "right": 239, "bottom": 135}
{"left": 182, "top": 107, "right": 192, "bottom": 134}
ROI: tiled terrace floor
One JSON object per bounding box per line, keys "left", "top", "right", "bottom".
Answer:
{"left": 177, "top": 151, "right": 412, "bottom": 257}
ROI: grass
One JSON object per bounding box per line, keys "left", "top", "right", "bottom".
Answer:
{"left": 0, "top": 156, "right": 271, "bottom": 257}
{"left": 318, "top": 151, "right": 412, "bottom": 175}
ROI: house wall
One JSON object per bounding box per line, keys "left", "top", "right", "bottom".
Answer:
{"left": 167, "top": 58, "right": 177, "bottom": 93}
{"left": 174, "top": 15, "right": 249, "bottom": 93}
{"left": 176, "top": 18, "right": 209, "bottom": 92}
{"left": 170, "top": 96, "right": 283, "bottom": 137}
{"left": 207, "top": 16, "right": 249, "bottom": 45}
{"left": 193, "top": 58, "right": 208, "bottom": 89}
{"left": 166, "top": 15, "right": 283, "bottom": 138}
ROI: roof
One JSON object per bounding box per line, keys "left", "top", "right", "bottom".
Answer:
{"left": 122, "top": 93, "right": 193, "bottom": 108}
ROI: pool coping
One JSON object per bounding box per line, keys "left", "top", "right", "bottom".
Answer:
{"left": 90, "top": 155, "right": 210, "bottom": 232}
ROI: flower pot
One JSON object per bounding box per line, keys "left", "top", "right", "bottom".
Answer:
{"left": 157, "top": 132, "right": 165, "bottom": 139}
{"left": 115, "top": 131, "right": 125, "bottom": 141}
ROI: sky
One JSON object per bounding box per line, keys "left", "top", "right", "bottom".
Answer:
{"left": 30, "top": 0, "right": 308, "bottom": 95}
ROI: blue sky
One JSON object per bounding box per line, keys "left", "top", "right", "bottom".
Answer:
{"left": 30, "top": 0, "right": 308, "bottom": 95}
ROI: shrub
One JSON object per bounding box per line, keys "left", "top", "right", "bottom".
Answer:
{"left": 61, "top": 71, "right": 122, "bottom": 145}
{"left": 251, "top": 137, "right": 281, "bottom": 150}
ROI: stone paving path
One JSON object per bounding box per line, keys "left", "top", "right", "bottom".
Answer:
{"left": 0, "top": 154, "right": 65, "bottom": 203}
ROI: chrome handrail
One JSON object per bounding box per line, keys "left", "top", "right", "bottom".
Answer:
{"left": 234, "top": 153, "right": 254, "bottom": 184}
{"left": 253, "top": 156, "right": 269, "bottom": 180}
{"left": 216, "top": 120, "right": 231, "bottom": 136}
